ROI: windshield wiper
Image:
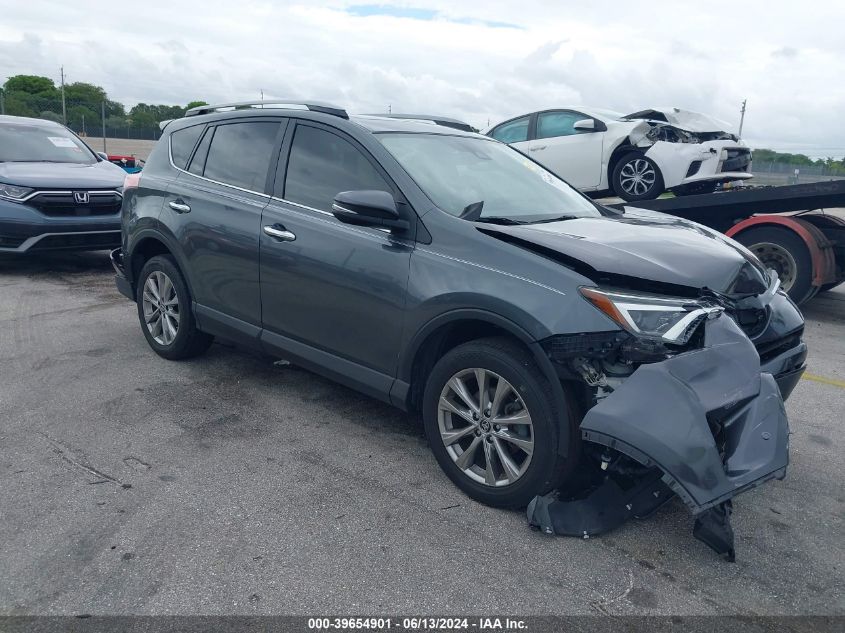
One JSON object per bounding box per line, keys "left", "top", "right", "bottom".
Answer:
{"left": 474, "top": 216, "right": 529, "bottom": 225}
{"left": 526, "top": 214, "right": 580, "bottom": 224}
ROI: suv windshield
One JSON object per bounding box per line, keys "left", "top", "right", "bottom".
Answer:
{"left": 0, "top": 122, "right": 96, "bottom": 164}
{"left": 377, "top": 133, "right": 600, "bottom": 222}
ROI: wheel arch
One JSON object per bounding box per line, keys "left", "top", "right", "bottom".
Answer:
{"left": 396, "top": 309, "right": 573, "bottom": 456}
{"left": 127, "top": 228, "right": 195, "bottom": 297}
{"left": 726, "top": 215, "right": 837, "bottom": 288}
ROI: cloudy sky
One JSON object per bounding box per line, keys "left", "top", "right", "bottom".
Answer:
{"left": 1, "top": 0, "right": 843, "bottom": 156}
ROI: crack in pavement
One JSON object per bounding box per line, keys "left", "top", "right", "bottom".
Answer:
{"left": 41, "top": 433, "right": 127, "bottom": 487}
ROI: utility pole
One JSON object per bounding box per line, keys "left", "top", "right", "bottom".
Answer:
{"left": 260, "top": 89, "right": 264, "bottom": 107}
{"left": 738, "top": 99, "right": 747, "bottom": 139}
{"left": 60, "top": 66, "right": 67, "bottom": 124}
{"left": 101, "top": 100, "right": 107, "bottom": 152}
{"left": 82, "top": 114, "right": 85, "bottom": 136}
{"left": 388, "top": 104, "right": 391, "bottom": 114}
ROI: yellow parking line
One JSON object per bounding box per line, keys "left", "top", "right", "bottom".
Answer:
{"left": 802, "top": 372, "right": 845, "bottom": 389}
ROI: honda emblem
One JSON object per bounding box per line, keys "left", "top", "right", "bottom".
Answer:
{"left": 74, "top": 192, "right": 90, "bottom": 204}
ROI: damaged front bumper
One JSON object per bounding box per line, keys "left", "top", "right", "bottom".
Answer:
{"left": 530, "top": 313, "right": 803, "bottom": 558}
{"left": 580, "top": 315, "right": 790, "bottom": 514}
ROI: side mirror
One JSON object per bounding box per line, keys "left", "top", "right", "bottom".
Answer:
{"left": 332, "top": 190, "right": 409, "bottom": 232}
{"left": 97, "top": 151, "right": 109, "bottom": 161}
{"left": 573, "top": 119, "right": 596, "bottom": 131}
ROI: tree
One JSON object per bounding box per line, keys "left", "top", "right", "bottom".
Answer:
{"left": 3, "top": 75, "right": 57, "bottom": 95}
{"left": 186, "top": 100, "right": 208, "bottom": 109}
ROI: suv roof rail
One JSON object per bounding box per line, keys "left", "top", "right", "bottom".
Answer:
{"left": 365, "top": 113, "right": 477, "bottom": 133}
{"left": 185, "top": 100, "right": 349, "bottom": 120}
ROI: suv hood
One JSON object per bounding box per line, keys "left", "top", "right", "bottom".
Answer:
{"left": 0, "top": 160, "right": 126, "bottom": 190}
{"left": 479, "top": 208, "right": 768, "bottom": 295}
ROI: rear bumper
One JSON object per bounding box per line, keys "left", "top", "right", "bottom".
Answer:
{"left": 110, "top": 248, "right": 134, "bottom": 301}
{"left": 0, "top": 200, "right": 120, "bottom": 253}
{"left": 581, "top": 316, "right": 789, "bottom": 514}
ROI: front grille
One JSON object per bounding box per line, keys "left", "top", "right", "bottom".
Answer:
{"left": 721, "top": 149, "right": 751, "bottom": 173}
{"left": 27, "top": 191, "right": 122, "bottom": 217}
{"left": 756, "top": 327, "right": 804, "bottom": 364}
{"left": 0, "top": 235, "right": 26, "bottom": 248}
{"left": 29, "top": 232, "right": 121, "bottom": 251}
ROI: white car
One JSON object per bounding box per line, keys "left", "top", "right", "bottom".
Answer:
{"left": 484, "top": 107, "right": 752, "bottom": 201}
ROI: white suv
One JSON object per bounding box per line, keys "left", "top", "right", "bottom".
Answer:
{"left": 485, "top": 107, "right": 752, "bottom": 201}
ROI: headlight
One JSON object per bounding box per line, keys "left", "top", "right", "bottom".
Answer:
{"left": 646, "top": 125, "right": 700, "bottom": 144}
{"left": 0, "top": 182, "right": 34, "bottom": 202}
{"left": 580, "top": 287, "right": 723, "bottom": 344}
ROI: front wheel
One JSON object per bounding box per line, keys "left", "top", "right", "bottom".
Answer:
{"left": 611, "top": 152, "right": 665, "bottom": 201}
{"left": 422, "top": 337, "right": 576, "bottom": 509}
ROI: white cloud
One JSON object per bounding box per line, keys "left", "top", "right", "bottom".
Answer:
{"left": 1, "top": 0, "right": 843, "bottom": 155}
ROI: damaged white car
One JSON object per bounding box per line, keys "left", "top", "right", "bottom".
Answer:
{"left": 485, "top": 107, "right": 752, "bottom": 201}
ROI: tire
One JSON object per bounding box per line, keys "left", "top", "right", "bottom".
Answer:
{"left": 611, "top": 152, "right": 665, "bottom": 202}
{"left": 733, "top": 226, "right": 815, "bottom": 305}
{"left": 673, "top": 181, "right": 718, "bottom": 196}
{"left": 422, "top": 337, "right": 576, "bottom": 509}
{"left": 136, "top": 255, "right": 213, "bottom": 359}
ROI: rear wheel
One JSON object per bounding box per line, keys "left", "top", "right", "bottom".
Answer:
{"left": 734, "top": 226, "right": 815, "bottom": 305}
{"left": 136, "top": 255, "right": 213, "bottom": 359}
{"left": 422, "top": 337, "right": 575, "bottom": 509}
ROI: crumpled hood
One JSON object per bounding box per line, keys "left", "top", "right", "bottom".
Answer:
{"left": 622, "top": 108, "right": 731, "bottom": 133}
{"left": 479, "top": 208, "right": 768, "bottom": 294}
{"left": 0, "top": 160, "right": 125, "bottom": 190}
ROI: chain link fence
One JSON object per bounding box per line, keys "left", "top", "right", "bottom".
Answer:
{"left": 747, "top": 161, "right": 845, "bottom": 186}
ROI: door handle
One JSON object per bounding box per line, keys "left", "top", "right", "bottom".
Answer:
{"left": 263, "top": 224, "right": 296, "bottom": 242}
{"left": 168, "top": 200, "right": 191, "bottom": 213}
{"left": 530, "top": 145, "right": 547, "bottom": 151}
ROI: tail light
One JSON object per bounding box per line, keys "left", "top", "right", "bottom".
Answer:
{"left": 123, "top": 172, "right": 141, "bottom": 192}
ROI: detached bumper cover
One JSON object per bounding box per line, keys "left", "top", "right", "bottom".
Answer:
{"left": 110, "top": 248, "right": 134, "bottom": 301}
{"left": 580, "top": 316, "right": 789, "bottom": 514}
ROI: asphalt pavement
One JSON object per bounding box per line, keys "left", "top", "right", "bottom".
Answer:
{"left": 0, "top": 252, "right": 842, "bottom": 615}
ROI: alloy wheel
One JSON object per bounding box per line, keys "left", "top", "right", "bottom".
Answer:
{"left": 437, "top": 368, "right": 534, "bottom": 487}
{"left": 620, "top": 158, "right": 657, "bottom": 197}
{"left": 142, "top": 271, "right": 180, "bottom": 345}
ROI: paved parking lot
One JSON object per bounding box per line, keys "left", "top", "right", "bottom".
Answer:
{"left": 0, "top": 252, "right": 842, "bottom": 616}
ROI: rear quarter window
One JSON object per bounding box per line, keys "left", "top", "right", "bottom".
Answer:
{"left": 169, "top": 125, "right": 205, "bottom": 170}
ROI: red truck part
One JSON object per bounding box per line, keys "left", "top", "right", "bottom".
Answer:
{"left": 727, "top": 215, "right": 839, "bottom": 304}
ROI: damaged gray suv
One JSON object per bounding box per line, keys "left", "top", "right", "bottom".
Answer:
{"left": 112, "top": 101, "right": 806, "bottom": 556}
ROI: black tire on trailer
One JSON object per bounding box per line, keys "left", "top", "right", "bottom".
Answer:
{"left": 733, "top": 226, "right": 815, "bottom": 305}
{"left": 673, "top": 181, "right": 718, "bottom": 196}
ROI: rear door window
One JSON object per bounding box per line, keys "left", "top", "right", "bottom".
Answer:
{"left": 187, "top": 127, "right": 213, "bottom": 176}
{"left": 282, "top": 124, "right": 391, "bottom": 212}
{"left": 169, "top": 124, "right": 205, "bottom": 169}
{"left": 202, "top": 121, "right": 281, "bottom": 191}
{"left": 490, "top": 116, "right": 530, "bottom": 144}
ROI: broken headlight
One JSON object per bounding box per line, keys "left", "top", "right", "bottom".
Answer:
{"left": 580, "top": 287, "right": 723, "bottom": 345}
{"left": 646, "top": 125, "right": 700, "bottom": 144}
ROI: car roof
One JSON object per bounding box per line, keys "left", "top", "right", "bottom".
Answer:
{"left": 0, "top": 114, "right": 65, "bottom": 128}
{"left": 165, "top": 107, "right": 484, "bottom": 139}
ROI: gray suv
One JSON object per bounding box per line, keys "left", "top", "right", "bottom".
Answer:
{"left": 112, "top": 101, "right": 806, "bottom": 526}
